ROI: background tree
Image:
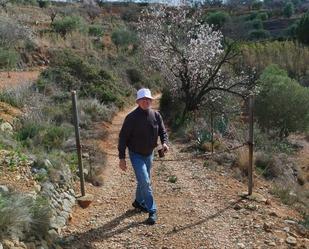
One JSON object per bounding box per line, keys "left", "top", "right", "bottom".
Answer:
{"left": 283, "top": 1, "right": 295, "bottom": 18}
{"left": 255, "top": 65, "right": 309, "bottom": 138}
{"left": 204, "top": 11, "right": 230, "bottom": 30}
{"left": 138, "top": 6, "right": 256, "bottom": 122}
{"left": 297, "top": 12, "right": 309, "bottom": 45}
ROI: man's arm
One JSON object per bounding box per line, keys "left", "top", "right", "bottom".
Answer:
{"left": 156, "top": 112, "right": 168, "bottom": 145}
{"left": 118, "top": 115, "right": 132, "bottom": 159}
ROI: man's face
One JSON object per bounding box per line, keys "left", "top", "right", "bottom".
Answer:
{"left": 137, "top": 97, "right": 152, "bottom": 110}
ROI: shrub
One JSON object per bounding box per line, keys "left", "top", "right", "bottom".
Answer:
{"left": 0, "top": 192, "right": 51, "bottom": 239}
{"left": 204, "top": 11, "right": 230, "bottom": 29}
{"left": 255, "top": 65, "right": 309, "bottom": 137}
{"left": 0, "top": 85, "right": 31, "bottom": 108}
{"left": 283, "top": 1, "right": 294, "bottom": 18}
{"left": 38, "top": 50, "right": 131, "bottom": 108}
{"left": 248, "top": 29, "right": 270, "bottom": 40}
{"left": 111, "top": 28, "right": 138, "bottom": 50}
{"left": 88, "top": 25, "right": 104, "bottom": 37}
{"left": 0, "top": 16, "right": 33, "bottom": 47}
{"left": 0, "top": 48, "right": 19, "bottom": 71}
{"left": 251, "top": 19, "right": 263, "bottom": 29}
{"left": 256, "top": 12, "right": 268, "bottom": 21}
{"left": 37, "top": 0, "right": 50, "bottom": 8}
{"left": 126, "top": 68, "right": 143, "bottom": 85}
{"left": 297, "top": 12, "right": 309, "bottom": 45}
{"left": 16, "top": 120, "right": 72, "bottom": 151}
{"left": 252, "top": 0, "right": 263, "bottom": 10}
{"left": 121, "top": 8, "right": 141, "bottom": 22}
{"left": 80, "top": 98, "right": 116, "bottom": 123}
{"left": 52, "top": 16, "right": 81, "bottom": 39}
{"left": 271, "top": 184, "right": 298, "bottom": 205}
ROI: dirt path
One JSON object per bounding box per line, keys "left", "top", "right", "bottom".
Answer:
{"left": 0, "top": 70, "right": 42, "bottom": 89}
{"left": 62, "top": 98, "right": 308, "bottom": 249}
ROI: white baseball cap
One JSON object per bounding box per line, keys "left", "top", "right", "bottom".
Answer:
{"left": 136, "top": 88, "right": 154, "bottom": 100}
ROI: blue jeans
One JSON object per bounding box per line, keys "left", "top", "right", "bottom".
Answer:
{"left": 129, "top": 150, "right": 157, "bottom": 214}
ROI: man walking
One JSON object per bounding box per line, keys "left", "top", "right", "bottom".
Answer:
{"left": 118, "top": 88, "right": 169, "bottom": 225}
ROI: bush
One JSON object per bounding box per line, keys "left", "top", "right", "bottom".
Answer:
{"left": 52, "top": 16, "right": 81, "bottom": 39}
{"left": 37, "top": 0, "right": 50, "bottom": 8}
{"left": 0, "top": 192, "right": 51, "bottom": 239}
{"left": 283, "top": 1, "right": 294, "bottom": 18}
{"left": 297, "top": 12, "right": 309, "bottom": 45}
{"left": 248, "top": 29, "right": 270, "bottom": 40}
{"left": 0, "top": 48, "right": 19, "bottom": 70}
{"left": 80, "top": 98, "right": 116, "bottom": 123}
{"left": 0, "top": 86, "right": 31, "bottom": 108}
{"left": 251, "top": 19, "right": 263, "bottom": 29}
{"left": 0, "top": 16, "right": 33, "bottom": 47}
{"left": 111, "top": 28, "right": 138, "bottom": 50}
{"left": 126, "top": 68, "right": 143, "bottom": 85}
{"left": 204, "top": 11, "right": 230, "bottom": 29}
{"left": 88, "top": 25, "right": 104, "bottom": 37}
{"left": 37, "top": 50, "right": 132, "bottom": 108}
{"left": 121, "top": 8, "right": 141, "bottom": 22}
{"left": 16, "top": 120, "right": 72, "bottom": 151}
{"left": 256, "top": 12, "right": 268, "bottom": 21}
{"left": 255, "top": 65, "right": 309, "bottom": 137}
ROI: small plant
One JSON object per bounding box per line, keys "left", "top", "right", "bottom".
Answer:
{"left": 271, "top": 185, "right": 298, "bottom": 206}
{"left": 52, "top": 16, "right": 81, "bottom": 39}
{"left": 0, "top": 191, "right": 51, "bottom": 239}
{"left": 168, "top": 175, "right": 177, "bottom": 183}
{"left": 37, "top": 0, "right": 50, "bottom": 8}
{"left": 0, "top": 85, "right": 31, "bottom": 108}
{"left": 111, "top": 28, "right": 137, "bottom": 51}
{"left": 88, "top": 25, "right": 103, "bottom": 37}
{"left": 248, "top": 29, "right": 270, "bottom": 40}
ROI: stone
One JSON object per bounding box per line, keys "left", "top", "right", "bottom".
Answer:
{"left": 62, "top": 198, "right": 72, "bottom": 212}
{"left": 42, "top": 159, "right": 52, "bottom": 168}
{"left": 0, "top": 185, "right": 9, "bottom": 193}
{"left": 47, "top": 229, "right": 59, "bottom": 241}
{"left": 2, "top": 240, "right": 14, "bottom": 249}
{"left": 285, "top": 219, "right": 297, "bottom": 225}
{"left": 263, "top": 222, "right": 272, "bottom": 232}
{"left": 286, "top": 236, "right": 297, "bottom": 245}
{"left": 283, "top": 227, "right": 290, "bottom": 233}
{"left": 0, "top": 122, "right": 13, "bottom": 133}
{"left": 77, "top": 194, "right": 94, "bottom": 208}
{"left": 50, "top": 216, "right": 66, "bottom": 230}
{"left": 25, "top": 242, "right": 36, "bottom": 249}
{"left": 0, "top": 242, "right": 3, "bottom": 249}
{"left": 237, "top": 243, "right": 246, "bottom": 248}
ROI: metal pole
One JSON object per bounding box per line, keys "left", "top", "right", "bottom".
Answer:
{"left": 71, "top": 91, "right": 85, "bottom": 197}
{"left": 248, "top": 95, "right": 254, "bottom": 195}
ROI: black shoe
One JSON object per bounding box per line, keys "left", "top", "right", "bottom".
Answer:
{"left": 132, "top": 200, "right": 148, "bottom": 213}
{"left": 146, "top": 212, "right": 157, "bottom": 225}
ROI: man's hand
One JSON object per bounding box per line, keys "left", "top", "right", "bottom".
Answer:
{"left": 163, "top": 143, "right": 169, "bottom": 152}
{"left": 119, "top": 159, "right": 127, "bottom": 171}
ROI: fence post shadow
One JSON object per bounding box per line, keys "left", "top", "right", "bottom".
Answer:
{"left": 61, "top": 209, "right": 145, "bottom": 249}
{"left": 166, "top": 198, "right": 244, "bottom": 236}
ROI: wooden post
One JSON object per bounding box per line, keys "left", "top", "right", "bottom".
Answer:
{"left": 248, "top": 95, "right": 254, "bottom": 195}
{"left": 71, "top": 91, "right": 85, "bottom": 197}
{"left": 210, "top": 111, "right": 214, "bottom": 154}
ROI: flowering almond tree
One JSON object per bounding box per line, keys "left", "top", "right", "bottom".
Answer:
{"left": 138, "top": 6, "right": 256, "bottom": 121}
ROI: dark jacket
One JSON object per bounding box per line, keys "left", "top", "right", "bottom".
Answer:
{"left": 118, "top": 106, "right": 168, "bottom": 159}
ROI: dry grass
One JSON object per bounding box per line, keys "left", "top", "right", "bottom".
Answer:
{"left": 234, "top": 147, "right": 249, "bottom": 174}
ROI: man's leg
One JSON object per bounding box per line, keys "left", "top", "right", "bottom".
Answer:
{"left": 129, "top": 151, "right": 156, "bottom": 214}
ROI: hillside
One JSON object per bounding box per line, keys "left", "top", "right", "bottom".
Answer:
{"left": 0, "top": 1, "right": 308, "bottom": 249}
